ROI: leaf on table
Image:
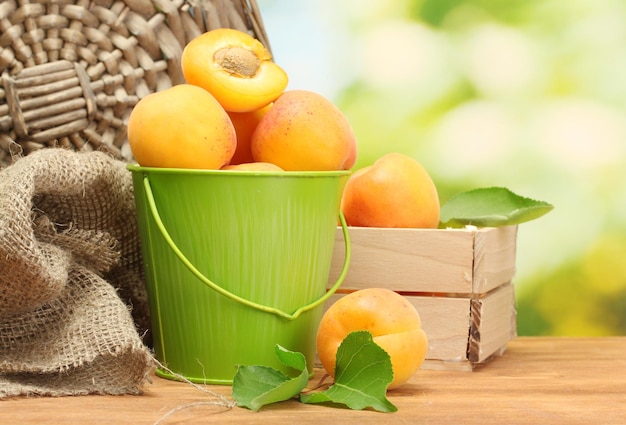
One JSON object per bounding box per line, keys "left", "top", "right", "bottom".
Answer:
{"left": 232, "top": 345, "right": 309, "bottom": 411}
{"left": 300, "top": 331, "right": 397, "bottom": 413}
{"left": 439, "top": 186, "right": 554, "bottom": 228}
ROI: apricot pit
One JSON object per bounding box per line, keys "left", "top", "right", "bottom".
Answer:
{"left": 214, "top": 46, "right": 260, "bottom": 77}
{"left": 182, "top": 28, "right": 288, "bottom": 112}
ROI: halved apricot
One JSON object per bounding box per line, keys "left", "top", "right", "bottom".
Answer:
{"left": 181, "top": 28, "right": 288, "bottom": 113}
{"left": 317, "top": 288, "right": 429, "bottom": 390}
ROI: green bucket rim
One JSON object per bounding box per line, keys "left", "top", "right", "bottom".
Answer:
{"left": 127, "top": 163, "right": 352, "bottom": 178}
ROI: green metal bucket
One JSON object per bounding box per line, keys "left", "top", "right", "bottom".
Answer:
{"left": 128, "top": 165, "right": 351, "bottom": 385}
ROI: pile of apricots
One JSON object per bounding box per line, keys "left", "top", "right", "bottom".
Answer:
{"left": 127, "top": 28, "right": 356, "bottom": 173}
{"left": 127, "top": 28, "right": 440, "bottom": 231}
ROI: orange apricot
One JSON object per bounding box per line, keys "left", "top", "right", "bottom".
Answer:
{"left": 341, "top": 153, "right": 440, "bottom": 228}
{"left": 344, "top": 135, "right": 357, "bottom": 170}
{"left": 181, "top": 28, "right": 288, "bottom": 113}
{"left": 227, "top": 105, "right": 271, "bottom": 165}
{"left": 127, "top": 84, "right": 236, "bottom": 169}
{"left": 221, "top": 162, "right": 284, "bottom": 171}
{"left": 250, "top": 90, "right": 358, "bottom": 171}
{"left": 317, "top": 288, "right": 428, "bottom": 390}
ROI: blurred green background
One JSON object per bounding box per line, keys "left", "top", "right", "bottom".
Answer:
{"left": 258, "top": 0, "right": 626, "bottom": 335}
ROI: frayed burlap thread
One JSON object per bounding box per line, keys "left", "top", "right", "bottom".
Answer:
{"left": 0, "top": 148, "right": 153, "bottom": 397}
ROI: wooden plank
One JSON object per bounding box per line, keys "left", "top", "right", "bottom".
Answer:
{"left": 472, "top": 226, "right": 518, "bottom": 293}
{"left": 328, "top": 226, "right": 476, "bottom": 293}
{"left": 4, "top": 338, "right": 626, "bottom": 424}
{"left": 469, "top": 283, "right": 517, "bottom": 363}
{"left": 328, "top": 226, "right": 517, "bottom": 295}
{"left": 421, "top": 358, "right": 474, "bottom": 371}
{"left": 407, "top": 296, "right": 471, "bottom": 362}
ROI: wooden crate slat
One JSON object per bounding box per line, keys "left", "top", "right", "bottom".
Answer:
{"left": 407, "top": 296, "right": 471, "bottom": 361}
{"left": 329, "top": 226, "right": 517, "bottom": 295}
{"left": 328, "top": 227, "right": 475, "bottom": 294}
{"left": 472, "top": 226, "right": 518, "bottom": 293}
{"left": 469, "top": 283, "right": 517, "bottom": 363}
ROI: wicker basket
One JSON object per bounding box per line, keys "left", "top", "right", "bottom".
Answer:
{"left": 0, "top": 0, "right": 271, "bottom": 167}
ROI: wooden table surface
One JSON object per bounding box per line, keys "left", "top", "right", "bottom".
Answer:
{"left": 3, "top": 337, "right": 625, "bottom": 424}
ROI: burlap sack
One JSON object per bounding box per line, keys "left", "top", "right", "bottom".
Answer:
{"left": 0, "top": 148, "right": 153, "bottom": 397}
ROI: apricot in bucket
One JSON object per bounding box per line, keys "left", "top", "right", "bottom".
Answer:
{"left": 221, "top": 162, "right": 284, "bottom": 171}
{"left": 227, "top": 105, "right": 271, "bottom": 165}
{"left": 181, "top": 29, "right": 288, "bottom": 113}
{"left": 250, "top": 90, "right": 357, "bottom": 171}
{"left": 127, "top": 84, "right": 236, "bottom": 169}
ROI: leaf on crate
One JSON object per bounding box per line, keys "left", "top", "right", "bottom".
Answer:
{"left": 439, "top": 186, "right": 554, "bottom": 228}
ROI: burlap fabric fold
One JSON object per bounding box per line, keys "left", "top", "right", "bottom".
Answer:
{"left": 0, "top": 148, "right": 153, "bottom": 397}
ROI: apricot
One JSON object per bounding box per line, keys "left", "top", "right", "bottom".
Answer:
{"left": 250, "top": 90, "right": 357, "bottom": 171}
{"left": 221, "top": 162, "right": 283, "bottom": 171}
{"left": 227, "top": 105, "right": 271, "bottom": 165}
{"left": 181, "top": 28, "right": 288, "bottom": 112}
{"left": 344, "top": 136, "right": 358, "bottom": 170}
{"left": 341, "top": 153, "right": 440, "bottom": 228}
{"left": 317, "top": 288, "right": 428, "bottom": 390}
{"left": 127, "top": 84, "right": 236, "bottom": 169}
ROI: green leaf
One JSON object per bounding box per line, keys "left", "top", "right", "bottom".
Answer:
{"left": 439, "top": 186, "right": 554, "bottom": 228}
{"left": 232, "top": 345, "right": 309, "bottom": 411}
{"left": 300, "top": 331, "right": 397, "bottom": 413}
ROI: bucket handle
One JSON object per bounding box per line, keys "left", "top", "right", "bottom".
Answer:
{"left": 142, "top": 175, "right": 351, "bottom": 321}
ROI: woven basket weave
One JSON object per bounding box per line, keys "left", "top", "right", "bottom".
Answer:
{"left": 0, "top": 0, "right": 271, "bottom": 167}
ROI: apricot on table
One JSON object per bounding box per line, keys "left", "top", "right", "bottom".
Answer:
{"left": 127, "top": 84, "right": 236, "bottom": 169}
{"left": 181, "top": 28, "right": 288, "bottom": 113}
{"left": 250, "top": 90, "right": 357, "bottom": 171}
{"left": 317, "top": 288, "right": 429, "bottom": 390}
{"left": 227, "top": 105, "right": 271, "bottom": 165}
{"left": 341, "top": 153, "right": 440, "bottom": 228}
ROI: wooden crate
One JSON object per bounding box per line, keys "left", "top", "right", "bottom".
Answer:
{"left": 325, "top": 225, "right": 518, "bottom": 371}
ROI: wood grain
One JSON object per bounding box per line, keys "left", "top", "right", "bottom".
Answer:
{"left": 472, "top": 225, "right": 518, "bottom": 293}
{"left": 3, "top": 337, "right": 626, "bottom": 424}
{"left": 469, "top": 282, "right": 517, "bottom": 363}
{"left": 327, "top": 226, "right": 517, "bottom": 295}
